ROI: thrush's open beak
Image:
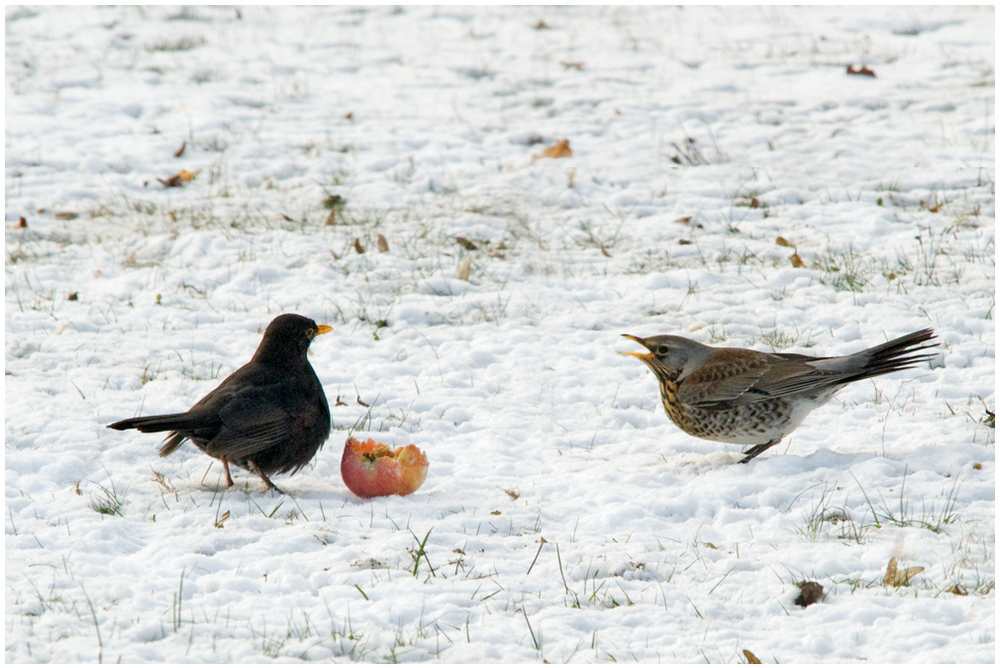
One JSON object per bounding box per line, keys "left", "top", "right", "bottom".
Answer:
{"left": 316, "top": 325, "right": 333, "bottom": 336}
{"left": 620, "top": 334, "right": 652, "bottom": 360}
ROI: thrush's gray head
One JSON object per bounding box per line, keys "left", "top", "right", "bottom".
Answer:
{"left": 621, "top": 334, "right": 711, "bottom": 382}
{"left": 253, "top": 313, "right": 332, "bottom": 365}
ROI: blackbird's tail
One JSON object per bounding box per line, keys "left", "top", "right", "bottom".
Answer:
{"left": 107, "top": 413, "right": 194, "bottom": 457}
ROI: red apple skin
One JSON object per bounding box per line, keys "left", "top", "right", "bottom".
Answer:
{"left": 341, "top": 437, "right": 429, "bottom": 498}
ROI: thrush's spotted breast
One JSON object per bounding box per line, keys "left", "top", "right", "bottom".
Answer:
{"left": 108, "top": 313, "right": 332, "bottom": 492}
{"left": 622, "top": 329, "right": 938, "bottom": 463}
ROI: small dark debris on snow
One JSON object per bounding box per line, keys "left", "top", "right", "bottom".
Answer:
{"left": 794, "top": 581, "right": 824, "bottom": 607}
{"left": 847, "top": 64, "right": 877, "bottom": 77}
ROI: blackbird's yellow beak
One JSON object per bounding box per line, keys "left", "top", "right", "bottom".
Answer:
{"left": 620, "top": 334, "right": 652, "bottom": 360}
{"left": 316, "top": 325, "right": 333, "bottom": 336}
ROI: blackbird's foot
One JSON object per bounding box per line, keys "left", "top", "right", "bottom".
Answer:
{"left": 248, "top": 460, "right": 284, "bottom": 494}
{"left": 221, "top": 456, "right": 235, "bottom": 488}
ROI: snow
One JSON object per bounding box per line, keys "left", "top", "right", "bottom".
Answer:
{"left": 5, "top": 5, "right": 995, "bottom": 663}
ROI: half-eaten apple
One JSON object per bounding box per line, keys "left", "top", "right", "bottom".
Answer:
{"left": 340, "top": 437, "right": 429, "bottom": 498}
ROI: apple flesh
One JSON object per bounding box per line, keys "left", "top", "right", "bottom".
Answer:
{"left": 340, "top": 437, "right": 429, "bottom": 498}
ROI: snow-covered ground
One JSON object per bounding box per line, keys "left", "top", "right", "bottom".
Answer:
{"left": 5, "top": 5, "right": 994, "bottom": 663}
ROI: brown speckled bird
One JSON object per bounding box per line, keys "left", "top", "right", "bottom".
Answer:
{"left": 622, "top": 329, "right": 937, "bottom": 463}
{"left": 108, "top": 314, "right": 332, "bottom": 492}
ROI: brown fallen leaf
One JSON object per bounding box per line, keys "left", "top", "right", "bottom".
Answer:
{"left": 674, "top": 216, "right": 692, "bottom": 224}
{"left": 775, "top": 236, "right": 794, "bottom": 248}
{"left": 702, "top": 542, "right": 718, "bottom": 550}
{"left": 457, "top": 256, "right": 472, "bottom": 281}
{"left": 158, "top": 169, "right": 200, "bottom": 188}
{"left": 353, "top": 238, "right": 365, "bottom": 254}
{"left": 884, "top": 556, "right": 924, "bottom": 587}
{"left": 790, "top": 253, "right": 806, "bottom": 268}
{"left": 174, "top": 140, "right": 186, "bottom": 158}
{"left": 344, "top": 111, "right": 353, "bottom": 120}
{"left": 215, "top": 510, "right": 230, "bottom": 529}
{"left": 600, "top": 243, "right": 611, "bottom": 258}
{"left": 560, "top": 61, "right": 584, "bottom": 71}
{"left": 376, "top": 233, "right": 389, "bottom": 253}
{"left": 356, "top": 395, "right": 369, "bottom": 407}
{"left": 455, "top": 237, "right": 478, "bottom": 251}
{"left": 532, "top": 139, "right": 572, "bottom": 163}
{"left": 16, "top": 216, "right": 27, "bottom": 228}
{"left": 743, "top": 649, "right": 762, "bottom": 664}
{"left": 324, "top": 210, "right": 338, "bottom": 226}
{"left": 678, "top": 239, "right": 692, "bottom": 245}
{"left": 946, "top": 584, "right": 968, "bottom": 596}
{"left": 55, "top": 211, "right": 79, "bottom": 220}
{"left": 534, "top": 19, "right": 551, "bottom": 30}
{"left": 490, "top": 510, "right": 501, "bottom": 515}
{"left": 847, "top": 64, "right": 876, "bottom": 77}
{"left": 67, "top": 292, "right": 79, "bottom": 301}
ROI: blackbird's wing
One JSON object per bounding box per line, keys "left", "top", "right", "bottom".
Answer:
{"left": 201, "top": 376, "right": 324, "bottom": 462}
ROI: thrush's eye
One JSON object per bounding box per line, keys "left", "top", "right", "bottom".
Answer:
{"left": 656, "top": 345, "right": 669, "bottom": 355}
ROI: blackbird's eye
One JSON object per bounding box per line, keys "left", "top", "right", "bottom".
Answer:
{"left": 305, "top": 327, "right": 315, "bottom": 338}
{"left": 656, "top": 345, "right": 669, "bottom": 356}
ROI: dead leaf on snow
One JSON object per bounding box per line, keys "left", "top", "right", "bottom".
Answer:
{"left": 532, "top": 139, "right": 572, "bottom": 163}
{"left": 884, "top": 557, "right": 924, "bottom": 587}
{"left": 158, "top": 169, "right": 200, "bottom": 188}
{"left": 847, "top": 64, "right": 877, "bottom": 77}
{"left": 457, "top": 256, "right": 472, "bottom": 281}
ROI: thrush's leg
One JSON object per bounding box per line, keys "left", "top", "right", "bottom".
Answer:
{"left": 739, "top": 439, "right": 780, "bottom": 464}
{"left": 248, "top": 460, "right": 285, "bottom": 494}
{"left": 221, "top": 456, "right": 235, "bottom": 487}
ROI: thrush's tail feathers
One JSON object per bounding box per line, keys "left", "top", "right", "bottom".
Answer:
{"left": 849, "top": 328, "right": 938, "bottom": 379}
{"left": 107, "top": 413, "right": 195, "bottom": 457}
{"left": 810, "top": 328, "right": 938, "bottom": 380}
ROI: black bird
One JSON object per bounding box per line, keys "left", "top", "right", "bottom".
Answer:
{"left": 108, "top": 314, "right": 332, "bottom": 492}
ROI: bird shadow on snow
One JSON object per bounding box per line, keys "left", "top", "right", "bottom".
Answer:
{"left": 662, "top": 445, "right": 894, "bottom": 479}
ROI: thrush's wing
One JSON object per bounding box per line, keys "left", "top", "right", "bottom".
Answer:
{"left": 675, "top": 350, "right": 773, "bottom": 406}
{"left": 676, "top": 350, "right": 831, "bottom": 406}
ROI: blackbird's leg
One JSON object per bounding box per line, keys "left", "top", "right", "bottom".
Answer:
{"left": 248, "top": 460, "right": 284, "bottom": 494}
{"left": 739, "top": 439, "right": 780, "bottom": 464}
{"left": 221, "top": 456, "right": 235, "bottom": 487}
